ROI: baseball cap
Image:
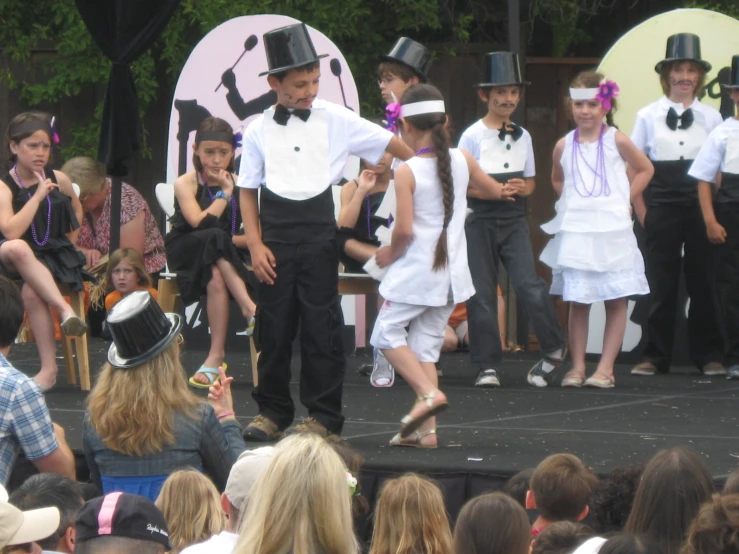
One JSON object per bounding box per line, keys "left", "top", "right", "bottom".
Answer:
{"left": 0, "top": 484, "right": 61, "bottom": 548}
{"left": 76, "top": 492, "right": 170, "bottom": 549}
{"left": 224, "top": 446, "right": 276, "bottom": 510}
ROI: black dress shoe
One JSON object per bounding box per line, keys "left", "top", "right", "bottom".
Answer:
{"left": 726, "top": 365, "right": 739, "bottom": 380}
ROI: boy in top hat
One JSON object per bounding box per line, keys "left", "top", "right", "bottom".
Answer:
{"left": 690, "top": 55, "right": 739, "bottom": 379}
{"left": 459, "top": 52, "right": 567, "bottom": 388}
{"left": 238, "top": 23, "right": 411, "bottom": 441}
{"left": 630, "top": 33, "right": 725, "bottom": 377}
{"left": 377, "top": 37, "right": 434, "bottom": 104}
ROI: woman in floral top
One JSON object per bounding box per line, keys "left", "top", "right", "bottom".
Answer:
{"left": 61, "top": 157, "right": 166, "bottom": 275}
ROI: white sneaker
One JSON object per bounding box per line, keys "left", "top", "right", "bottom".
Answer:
{"left": 371, "top": 350, "right": 395, "bottom": 387}
{"left": 475, "top": 368, "right": 500, "bottom": 388}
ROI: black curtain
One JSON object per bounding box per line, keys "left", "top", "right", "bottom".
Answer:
{"left": 74, "top": 0, "right": 180, "bottom": 252}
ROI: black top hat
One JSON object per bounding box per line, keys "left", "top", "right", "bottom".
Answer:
{"left": 655, "top": 33, "right": 712, "bottom": 73}
{"left": 106, "top": 291, "right": 182, "bottom": 369}
{"left": 259, "top": 23, "right": 328, "bottom": 77}
{"left": 723, "top": 55, "right": 739, "bottom": 89}
{"left": 476, "top": 52, "right": 530, "bottom": 88}
{"left": 379, "top": 37, "right": 433, "bottom": 82}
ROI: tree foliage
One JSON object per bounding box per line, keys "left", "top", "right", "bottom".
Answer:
{"left": 1, "top": 0, "right": 721, "bottom": 161}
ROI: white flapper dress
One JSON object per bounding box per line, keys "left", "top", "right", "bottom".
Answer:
{"left": 539, "top": 126, "right": 649, "bottom": 304}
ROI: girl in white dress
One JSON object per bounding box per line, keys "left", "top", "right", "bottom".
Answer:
{"left": 540, "top": 71, "right": 653, "bottom": 388}
{"left": 371, "top": 84, "right": 513, "bottom": 447}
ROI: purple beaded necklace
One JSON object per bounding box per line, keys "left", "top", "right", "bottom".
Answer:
{"left": 416, "top": 146, "right": 436, "bottom": 156}
{"left": 199, "top": 172, "right": 237, "bottom": 236}
{"left": 364, "top": 195, "right": 372, "bottom": 237}
{"left": 571, "top": 124, "right": 610, "bottom": 198}
{"left": 12, "top": 165, "right": 52, "bottom": 246}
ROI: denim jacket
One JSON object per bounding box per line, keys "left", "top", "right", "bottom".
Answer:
{"left": 82, "top": 403, "right": 245, "bottom": 491}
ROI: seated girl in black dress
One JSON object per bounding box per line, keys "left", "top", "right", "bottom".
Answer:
{"left": 337, "top": 152, "right": 393, "bottom": 273}
{"left": 0, "top": 112, "right": 91, "bottom": 391}
{"left": 165, "top": 117, "right": 257, "bottom": 388}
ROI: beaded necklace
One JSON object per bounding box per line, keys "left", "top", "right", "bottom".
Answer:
{"left": 12, "top": 165, "right": 52, "bottom": 246}
{"left": 199, "top": 172, "right": 237, "bottom": 236}
{"left": 571, "top": 124, "right": 610, "bottom": 198}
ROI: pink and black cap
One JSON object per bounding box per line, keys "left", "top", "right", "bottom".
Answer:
{"left": 75, "top": 492, "right": 170, "bottom": 549}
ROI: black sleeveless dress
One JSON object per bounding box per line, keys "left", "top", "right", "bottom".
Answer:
{"left": 164, "top": 180, "right": 252, "bottom": 304}
{"left": 337, "top": 190, "right": 388, "bottom": 273}
{"left": 0, "top": 169, "right": 94, "bottom": 291}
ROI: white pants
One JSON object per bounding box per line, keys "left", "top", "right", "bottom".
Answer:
{"left": 371, "top": 299, "right": 456, "bottom": 363}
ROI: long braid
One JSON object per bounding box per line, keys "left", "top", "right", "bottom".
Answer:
{"left": 431, "top": 118, "right": 453, "bottom": 271}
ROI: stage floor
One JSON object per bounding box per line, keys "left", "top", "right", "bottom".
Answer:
{"left": 10, "top": 338, "right": 739, "bottom": 482}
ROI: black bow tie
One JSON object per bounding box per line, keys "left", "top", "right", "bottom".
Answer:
{"left": 273, "top": 104, "right": 311, "bottom": 126}
{"left": 499, "top": 123, "right": 523, "bottom": 141}
{"left": 666, "top": 107, "right": 694, "bottom": 131}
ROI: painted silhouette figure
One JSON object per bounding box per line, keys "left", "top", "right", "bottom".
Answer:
{"left": 704, "top": 67, "right": 734, "bottom": 120}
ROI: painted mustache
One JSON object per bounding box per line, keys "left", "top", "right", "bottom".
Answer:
{"left": 671, "top": 78, "right": 696, "bottom": 87}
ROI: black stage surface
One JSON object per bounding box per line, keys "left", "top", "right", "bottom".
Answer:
{"left": 7, "top": 338, "right": 739, "bottom": 525}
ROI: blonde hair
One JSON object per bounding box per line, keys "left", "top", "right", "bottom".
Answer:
{"left": 60, "top": 156, "right": 107, "bottom": 197}
{"left": 234, "top": 434, "right": 358, "bottom": 554}
{"left": 369, "top": 473, "right": 452, "bottom": 554}
{"left": 86, "top": 342, "right": 200, "bottom": 456}
{"left": 155, "top": 469, "right": 225, "bottom": 554}
{"left": 101, "top": 248, "right": 152, "bottom": 293}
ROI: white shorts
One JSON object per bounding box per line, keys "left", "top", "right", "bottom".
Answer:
{"left": 370, "top": 300, "right": 456, "bottom": 363}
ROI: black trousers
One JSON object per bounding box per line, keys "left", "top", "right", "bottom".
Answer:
{"left": 252, "top": 240, "right": 345, "bottom": 433}
{"left": 642, "top": 204, "right": 723, "bottom": 371}
{"left": 714, "top": 203, "right": 739, "bottom": 367}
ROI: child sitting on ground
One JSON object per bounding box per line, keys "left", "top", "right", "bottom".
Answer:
{"left": 527, "top": 453, "right": 598, "bottom": 536}
{"left": 102, "top": 248, "right": 158, "bottom": 312}
{"left": 442, "top": 289, "right": 506, "bottom": 353}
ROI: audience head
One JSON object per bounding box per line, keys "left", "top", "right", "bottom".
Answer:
{"left": 681, "top": 494, "right": 739, "bottom": 554}
{"left": 234, "top": 433, "right": 358, "bottom": 554}
{"left": 331, "top": 441, "right": 369, "bottom": 517}
{"left": 625, "top": 447, "right": 713, "bottom": 554}
{"left": 369, "top": 473, "right": 452, "bottom": 554}
{"left": 8, "top": 474, "right": 84, "bottom": 554}
{"left": 60, "top": 157, "right": 108, "bottom": 211}
{"left": 599, "top": 533, "right": 665, "bottom": 554}
{"left": 532, "top": 521, "right": 596, "bottom": 554}
{"left": 454, "top": 492, "right": 529, "bottom": 554}
{"left": 590, "top": 463, "right": 645, "bottom": 533}
{"left": 87, "top": 293, "right": 198, "bottom": 457}
{"left": 723, "top": 470, "right": 739, "bottom": 496}
{"left": 0, "top": 483, "right": 60, "bottom": 554}
{"left": 223, "top": 446, "right": 275, "bottom": 530}
{"left": 0, "top": 277, "right": 24, "bottom": 350}
{"left": 75, "top": 492, "right": 169, "bottom": 554}
{"left": 528, "top": 453, "right": 598, "bottom": 522}
{"left": 155, "top": 469, "right": 224, "bottom": 554}
{"left": 192, "top": 117, "right": 235, "bottom": 173}
{"left": 504, "top": 468, "right": 535, "bottom": 508}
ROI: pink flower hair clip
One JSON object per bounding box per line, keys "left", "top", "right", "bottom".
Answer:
{"left": 384, "top": 102, "right": 401, "bottom": 133}
{"left": 596, "top": 80, "right": 620, "bottom": 112}
{"left": 50, "top": 116, "right": 60, "bottom": 146}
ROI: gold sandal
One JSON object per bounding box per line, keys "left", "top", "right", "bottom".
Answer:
{"left": 400, "top": 390, "right": 448, "bottom": 438}
{"left": 561, "top": 369, "right": 586, "bottom": 388}
{"left": 389, "top": 429, "right": 438, "bottom": 449}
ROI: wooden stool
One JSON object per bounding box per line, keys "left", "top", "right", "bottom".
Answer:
{"left": 338, "top": 273, "right": 379, "bottom": 296}
{"left": 157, "top": 274, "right": 260, "bottom": 386}
{"left": 58, "top": 284, "right": 91, "bottom": 391}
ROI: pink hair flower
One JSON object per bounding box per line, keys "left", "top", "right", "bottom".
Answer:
{"left": 596, "top": 79, "right": 620, "bottom": 112}
{"left": 384, "top": 102, "right": 401, "bottom": 133}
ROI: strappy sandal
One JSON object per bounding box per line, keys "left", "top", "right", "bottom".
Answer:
{"left": 389, "top": 429, "right": 438, "bottom": 449}
{"left": 188, "top": 363, "right": 228, "bottom": 389}
{"left": 399, "top": 390, "right": 448, "bottom": 438}
{"left": 561, "top": 369, "right": 586, "bottom": 388}
{"left": 583, "top": 371, "right": 615, "bottom": 388}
